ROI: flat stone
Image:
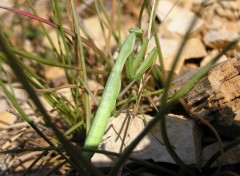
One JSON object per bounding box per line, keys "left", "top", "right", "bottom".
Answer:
{"left": 8, "top": 84, "right": 28, "bottom": 101}
{"left": 220, "top": 1, "right": 240, "bottom": 10}
{"left": 184, "top": 37, "right": 207, "bottom": 59}
{"left": 42, "top": 30, "right": 66, "bottom": 54}
{"left": 0, "top": 1, "right": 13, "bottom": 15}
{"left": 150, "top": 37, "right": 206, "bottom": 75}
{"left": 216, "top": 7, "right": 237, "bottom": 20}
{"left": 0, "top": 63, "right": 15, "bottom": 82}
{"left": 203, "top": 31, "right": 239, "bottom": 49}
{"left": 167, "top": 10, "right": 204, "bottom": 36}
{"left": 0, "top": 98, "right": 10, "bottom": 112}
{"left": 91, "top": 113, "right": 201, "bottom": 167}
{"left": 0, "top": 91, "right": 11, "bottom": 112}
{"left": 157, "top": 0, "right": 204, "bottom": 36}
{"left": 157, "top": 1, "right": 204, "bottom": 36}
{"left": 44, "top": 66, "right": 66, "bottom": 86}
{"left": 156, "top": 38, "right": 185, "bottom": 75}
{"left": 233, "top": 114, "right": 240, "bottom": 127}
{"left": 156, "top": 1, "right": 182, "bottom": 22}
{"left": 0, "top": 111, "right": 16, "bottom": 128}
{"left": 200, "top": 49, "right": 228, "bottom": 67}
{"left": 192, "top": 0, "right": 215, "bottom": 4}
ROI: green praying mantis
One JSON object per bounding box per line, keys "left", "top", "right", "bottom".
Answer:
{"left": 83, "top": 27, "right": 158, "bottom": 158}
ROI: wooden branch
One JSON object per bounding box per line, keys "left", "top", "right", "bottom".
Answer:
{"left": 171, "top": 58, "right": 240, "bottom": 126}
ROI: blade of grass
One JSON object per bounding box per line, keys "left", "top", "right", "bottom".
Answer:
{"left": 9, "top": 47, "right": 81, "bottom": 70}
{"left": 52, "top": 0, "right": 73, "bottom": 71}
{"left": 104, "top": 0, "right": 116, "bottom": 56}
{"left": 0, "top": 58, "right": 15, "bottom": 95}
{"left": 0, "top": 146, "right": 63, "bottom": 154}
{"left": 0, "top": 5, "right": 58, "bottom": 31}
{"left": 156, "top": 7, "right": 206, "bottom": 174}
{"left": 25, "top": 0, "right": 59, "bottom": 55}
{"left": 144, "top": 1, "right": 193, "bottom": 173}
{"left": 70, "top": 0, "right": 91, "bottom": 132}
{"left": 95, "top": 0, "right": 120, "bottom": 45}
{"left": 160, "top": 8, "right": 201, "bottom": 105}
{"left": 43, "top": 160, "right": 68, "bottom": 176}
{"left": 151, "top": 21, "right": 165, "bottom": 83}
{"left": 22, "top": 150, "right": 49, "bottom": 176}
{"left": 6, "top": 47, "right": 107, "bottom": 75}
{"left": 143, "top": 0, "right": 166, "bottom": 84}
{"left": 53, "top": 0, "right": 84, "bottom": 125}
{"left": 138, "top": 0, "right": 148, "bottom": 28}
{"left": 203, "top": 137, "right": 240, "bottom": 173}
{"left": 65, "top": 0, "right": 92, "bottom": 41}
{"left": 0, "top": 82, "right": 39, "bottom": 132}
{"left": 117, "top": 0, "right": 121, "bottom": 45}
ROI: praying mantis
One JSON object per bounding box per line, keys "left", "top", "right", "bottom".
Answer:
{"left": 83, "top": 27, "right": 158, "bottom": 158}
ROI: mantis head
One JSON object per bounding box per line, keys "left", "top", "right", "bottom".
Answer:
{"left": 129, "top": 27, "right": 144, "bottom": 39}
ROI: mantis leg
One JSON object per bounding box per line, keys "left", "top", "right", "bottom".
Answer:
{"left": 126, "top": 39, "right": 155, "bottom": 80}
{"left": 125, "top": 46, "right": 158, "bottom": 80}
{"left": 134, "top": 47, "right": 158, "bottom": 80}
{"left": 133, "top": 39, "right": 149, "bottom": 70}
{"left": 126, "top": 53, "right": 134, "bottom": 79}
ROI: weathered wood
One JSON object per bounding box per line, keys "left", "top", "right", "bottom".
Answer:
{"left": 171, "top": 58, "right": 240, "bottom": 126}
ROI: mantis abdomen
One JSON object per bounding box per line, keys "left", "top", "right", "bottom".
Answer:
{"left": 83, "top": 32, "right": 137, "bottom": 158}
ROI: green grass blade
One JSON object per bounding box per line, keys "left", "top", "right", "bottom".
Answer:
{"left": 152, "top": 22, "right": 165, "bottom": 83}
{"left": 9, "top": 47, "right": 81, "bottom": 70}
{"left": 160, "top": 12, "right": 200, "bottom": 105}
{"left": 22, "top": 151, "right": 48, "bottom": 176}
{"left": 117, "top": 0, "right": 121, "bottom": 45}
{"left": 25, "top": 0, "right": 59, "bottom": 55}
{"left": 52, "top": 0, "right": 71, "bottom": 65}
{"left": 70, "top": 0, "right": 91, "bottom": 132}
{"left": 157, "top": 8, "right": 205, "bottom": 174}
{"left": 43, "top": 160, "right": 68, "bottom": 176}
{"left": 138, "top": 0, "right": 148, "bottom": 28}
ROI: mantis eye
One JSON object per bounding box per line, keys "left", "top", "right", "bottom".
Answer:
{"left": 129, "top": 27, "right": 144, "bottom": 38}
